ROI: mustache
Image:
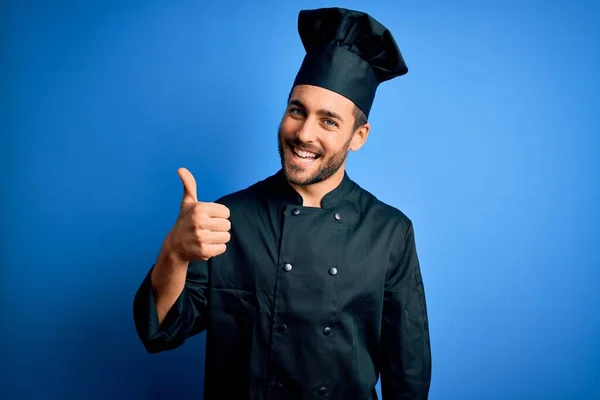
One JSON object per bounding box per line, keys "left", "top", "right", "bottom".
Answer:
{"left": 285, "top": 139, "right": 323, "bottom": 156}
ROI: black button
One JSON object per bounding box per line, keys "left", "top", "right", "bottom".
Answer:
{"left": 328, "top": 267, "right": 338, "bottom": 276}
{"left": 334, "top": 212, "right": 341, "bottom": 221}
{"left": 277, "top": 324, "right": 288, "bottom": 334}
{"left": 270, "top": 381, "right": 283, "bottom": 389}
{"left": 292, "top": 208, "right": 300, "bottom": 215}
{"left": 318, "top": 387, "right": 328, "bottom": 396}
{"left": 323, "top": 327, "right": 332, "bottom": 336}
{"left": 284, "top": 263, "right": 293, "bottom": 272}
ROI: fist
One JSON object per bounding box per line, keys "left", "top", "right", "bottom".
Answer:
{"left": 166, "top": 167, "right": 231, "bottom": 262}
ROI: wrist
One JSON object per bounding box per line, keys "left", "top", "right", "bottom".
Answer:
{"left": 161, "top": 231, "right": 185, "bottom": 265}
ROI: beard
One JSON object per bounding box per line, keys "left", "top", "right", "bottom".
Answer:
{"left": 277, "top": 125, "right": 353, "bottom": 186}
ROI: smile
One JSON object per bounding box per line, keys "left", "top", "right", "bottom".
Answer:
{"left": 289, "top": 146, "right": 320, "bottom": 165}
{"left": 294, "top": 148, "right": 318, "bottom": 158}
{"left": 290, "top": 146, "right": 320, "bottom": 164}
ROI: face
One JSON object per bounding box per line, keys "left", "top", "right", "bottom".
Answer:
{"left": 277, "top": 85, "right": 369, "bottom": 186}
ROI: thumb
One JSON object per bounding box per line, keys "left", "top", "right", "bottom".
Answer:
{"left": 177, "top": 167, "right": 198, "bottom": 206}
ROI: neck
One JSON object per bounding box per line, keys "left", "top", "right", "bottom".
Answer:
{"left": 288, "top": 167, "right": 346, "bottom": 208}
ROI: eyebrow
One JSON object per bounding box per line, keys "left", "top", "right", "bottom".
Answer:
{"left": 289, "top": 99, "right": 345, "bottom": 124}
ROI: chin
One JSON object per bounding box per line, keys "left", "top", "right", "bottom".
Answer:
{"left": 285, "top": 165, "right": 330, "bottom": 187}
{"left": 281, "top": 161, "right": 310, "bottom": 184}
{"left": 283, "top": 163, "right": 309, "bottom": 184}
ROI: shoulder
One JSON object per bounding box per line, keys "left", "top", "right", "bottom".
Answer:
{"left": 352, "top": 180, "right": 414, "bottom": 236}
{"left": 351, "top": 181, "right": 419, "bottom": 264}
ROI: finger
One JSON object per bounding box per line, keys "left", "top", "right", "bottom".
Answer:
{"left": 202, "top": 202, "right": 231, "bottom": 219}
{"left": 199, "top": 230, "right": 231, "bottom": 245}
{"left": 178, "top": 167, "right": 198, "bottom": 206}
{"left": 199, "top": 243, "right": 227, "bottom": 258}
{"left": 202, "top": 217, "right": 231, "bottom": 232}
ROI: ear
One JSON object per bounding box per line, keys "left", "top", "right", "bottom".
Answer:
{"left": 349, "top": 123, "right": 370, "bottom": 151}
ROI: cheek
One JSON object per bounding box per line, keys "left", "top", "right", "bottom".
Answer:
{"left": 280, "top": 116, "right": 304, "bottom": 134}
{"left": 321, "top": 136, "right": 344, "bottom": 155}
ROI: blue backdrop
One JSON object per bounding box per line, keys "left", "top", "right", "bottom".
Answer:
{"left": 2, "top": 0, "right": 599, "bottom": 399}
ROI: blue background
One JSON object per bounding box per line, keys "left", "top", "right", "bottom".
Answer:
{"left": 2, "top": 0, "right": 599, "bottom": 399}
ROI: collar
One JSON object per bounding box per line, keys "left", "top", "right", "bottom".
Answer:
{"left": 270, "top": 168, "right": 356, "bottom": 209}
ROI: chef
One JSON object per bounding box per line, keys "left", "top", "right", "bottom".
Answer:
{"left": 134, "top": 7, "right": 432, "bottom": 400}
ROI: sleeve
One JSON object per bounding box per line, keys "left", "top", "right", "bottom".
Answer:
{"left": 132, "top": 259, "right": 209, "bottom": 354}
{"left": 380, "top": 221, "right": 432, "bottom": 399}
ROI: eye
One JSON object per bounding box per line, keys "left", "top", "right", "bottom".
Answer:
{"left": 289, "top": 108, "right": 306, "bottom": 117}
{"left": 324, "top": 119, "right": 338, "bottom": 127}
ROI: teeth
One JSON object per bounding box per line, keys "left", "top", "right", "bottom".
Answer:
{"left": 294, "top": 148, "right": 318, "bottom": 159}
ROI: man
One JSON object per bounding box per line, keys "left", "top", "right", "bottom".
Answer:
{"left": 133, "top": 7, "right": 431, "bottom": 400}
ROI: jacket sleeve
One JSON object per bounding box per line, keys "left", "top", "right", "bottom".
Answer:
{"left": 380, "top": 221, "right": 432, "bottom": 399}
{"left": 132, "top": 259, "right": 209, "bottom": 353}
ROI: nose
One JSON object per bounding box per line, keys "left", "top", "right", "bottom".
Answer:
{"left": 295, "top": 118, "right": 318, "bottom": 143}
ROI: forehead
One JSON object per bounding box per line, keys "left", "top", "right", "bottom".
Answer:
{"left": 289, "top": 84, "right": 355, "bottom": 115}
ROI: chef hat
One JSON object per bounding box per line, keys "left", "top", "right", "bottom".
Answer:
{"left": 292, "top": 7, "right": 408, "bottom": 118}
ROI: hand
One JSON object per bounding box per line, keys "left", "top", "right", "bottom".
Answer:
{"left": 165, "top": 167, "right": 231, "bottom": 262}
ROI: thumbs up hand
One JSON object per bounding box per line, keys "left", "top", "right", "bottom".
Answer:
{"left": 165, "top": 168, "right": 231, "bottom": 262}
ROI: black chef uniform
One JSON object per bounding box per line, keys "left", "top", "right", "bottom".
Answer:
{"left": 134, "top": 7, "right": 432, "bottom": 400}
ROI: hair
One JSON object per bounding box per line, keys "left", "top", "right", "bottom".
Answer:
{"left": 352, "top": 105, "right": 368, "bottom": 133}
{"left": 287, "top": 88, "right": 368, "bottom": 133}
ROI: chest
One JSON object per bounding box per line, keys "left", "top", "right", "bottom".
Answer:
{"left": 211, "top": 203, "right": 396, "bottom": 315}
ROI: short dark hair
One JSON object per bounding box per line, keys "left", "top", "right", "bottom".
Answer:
{"left": 286, "top": 89, "right": 368, "bottom": 133}
{"left": 352, "top": 105, "right": 367, "bottom": 133}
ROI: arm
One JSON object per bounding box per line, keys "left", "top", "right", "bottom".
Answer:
{"left": 132, "top": 239, "right": 210, "bottom": 354}
{"left": 151, "top": 234, "right": 194, "bottom": 326}
{"left": 380, "top": 221, "right": 432, "bottom": 399}
{"left": 132, "top": 167, "right": 229, "bottom": 353}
